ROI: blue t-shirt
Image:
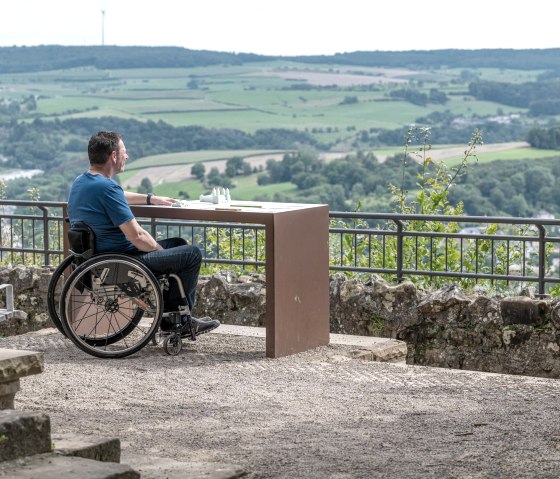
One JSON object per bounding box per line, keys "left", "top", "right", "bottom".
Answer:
{"left": 67, "top": 172, "right": 136, "bottom": 254}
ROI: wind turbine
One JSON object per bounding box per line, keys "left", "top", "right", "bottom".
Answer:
{"left": 101, "top": 10, "right": 105, "bottom": 46}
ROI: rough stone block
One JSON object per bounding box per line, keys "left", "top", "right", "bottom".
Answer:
{"left": 501, "top": 296, "right": 548, "bottom": 326}
{"left": 330, "top": 333, "right": 407, "bottom": 362}
{"left": 0, "top": 380, "right": 20, "bottom": 409}
{"left": 0, "top": 349, "right": 43, "bottom": 409}
{"left": 0, "top": 349, "right": 44, "bottom": 383}
{"left": 349, "top": 342, "right": 407, "bottom": 363}
{"left": 52, "top": 433, "right": 121, "bottom": 463}
{"left": 0, "top": 453, "right": 140, "bottom": 478}
{"left": 0, "top": 410, "right": 51, "bottom": 462}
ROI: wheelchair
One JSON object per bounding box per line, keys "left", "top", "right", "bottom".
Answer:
{"left": 47, "top": 222, "right": 197, "bottom": 359}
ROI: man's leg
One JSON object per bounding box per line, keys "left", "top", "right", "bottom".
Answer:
{"left": 136, "top": 238, "right": 201, "bottom": 310}
{"left": 135, "top": 238, "right": 219, "bottom": 336}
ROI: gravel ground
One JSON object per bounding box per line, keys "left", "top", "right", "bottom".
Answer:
{"left": 3, "top": 328, "right": 560, "bottom": 479}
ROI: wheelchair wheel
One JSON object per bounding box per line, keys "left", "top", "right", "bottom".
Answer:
{"left": 60, "top": 254, "right": 162, "bottom": 358}
{"left": 163, "top": 333, "right": 182, "bottom": 356}
{"left": 47, "top": 255, "right": 75, "bottom": 337}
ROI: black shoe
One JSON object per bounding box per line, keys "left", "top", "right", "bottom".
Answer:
{"left": 180, "top": 316, "right": 220, "bottom": 338}
{"left": 159, "top": 315, "right": 191, "bottom": 332}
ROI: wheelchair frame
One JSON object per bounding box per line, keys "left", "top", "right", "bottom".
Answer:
{"left": 47, "top": 223, "right": 196, "bottom": 358}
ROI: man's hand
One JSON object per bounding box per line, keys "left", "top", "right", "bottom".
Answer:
{"left": 150, "top": 195, "right": 178, "bottom": 206}
{"left": 124, "top": 191, "right": 179, "bottom": 206}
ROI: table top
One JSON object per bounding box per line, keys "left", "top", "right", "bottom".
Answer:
{"left": 174, "top": 200, "right": 324, "bottom": 212}
{"left": 131, "top": 200, "right": 328, "bottom": 224}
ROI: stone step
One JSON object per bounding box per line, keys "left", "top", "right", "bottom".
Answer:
{"left": 0, "top": 349, "right": 43, "bottom": 409}
{"left": 0, "top": 410, "right": 51, "bottom": 462}
{"left": 330, "top": 332, "right": 408, "bottom": 363}
{"left": 0, "top": 453, "right": 140, "bottom": 479}
{"left": 51, "top": 433, "right": 121, "bottom": 463}
{"left": 121, "top": 453, "right": 246, "bottom": 479}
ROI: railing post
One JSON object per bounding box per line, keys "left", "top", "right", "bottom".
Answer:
{"left": 395, "top": 219, "right": 404, "bottom": 283}
{"left": 536, "top": 225, "right": 549, "bottom": 298}
{"left": 38, "top": 206, "right": 50, "bottom": 266}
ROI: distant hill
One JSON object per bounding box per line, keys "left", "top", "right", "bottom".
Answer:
{"left": 0, "top": 45, "right": 271, "bottom": 73}
{"left": 1, "top": 45, "right": 560, "bottom": 73}
{"left": 293, "top": 49, "right": 560, "bottom": 70}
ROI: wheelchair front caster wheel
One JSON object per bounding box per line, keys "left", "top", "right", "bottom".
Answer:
{"left": 163, "top": 334, "right": 182, "bottom": 355}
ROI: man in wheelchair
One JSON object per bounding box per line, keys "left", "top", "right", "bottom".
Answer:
{"left": 67, "top": 130, "right": 220, "bottom": 338}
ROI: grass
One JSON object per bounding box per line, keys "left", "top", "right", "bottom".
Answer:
{"left": 124, "top": 149, "right": 283, "bottom": 170}
{"left": 153, "top": 179, "right": 204, "bottom": 199}
{"left": 230, "top": 177, "right": 297, "bottom": 200}
{"left": 444, "top": 147, "right": 560, "bottom": 166}
{"left": 474, "top": 148, "right": 560, "bottom": 163}
{"left": 152, "top": 174, "right": 297, "bottom": 202}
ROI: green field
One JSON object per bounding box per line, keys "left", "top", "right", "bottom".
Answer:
{"left": 152, "top": 175, "right": 296, "bottom": 202}
{"left": 0, "top": 62, "right": 535, "bottom": 145}
{"left": 123, "top": 149, "right": 283, "bottom": 171}
{"left": 444, "top": 147, "right": 560, "bottom": 166}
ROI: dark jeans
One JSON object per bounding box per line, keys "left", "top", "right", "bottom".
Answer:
{"left": 132, "top": 238, "right": 202, "bottom": 312}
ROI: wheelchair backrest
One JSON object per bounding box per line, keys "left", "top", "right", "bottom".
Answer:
{"left": 68, "top": 221, "right": 96, "bottom": 264}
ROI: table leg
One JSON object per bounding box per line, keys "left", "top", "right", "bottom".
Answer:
{"left": 265, "top": 206, "right": 330, "bottom": 357}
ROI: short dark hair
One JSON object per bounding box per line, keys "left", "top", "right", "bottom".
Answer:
{"left": 88, "top": 131, "right": 122, "bottom": 167}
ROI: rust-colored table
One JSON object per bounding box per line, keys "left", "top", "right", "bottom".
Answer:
{"left": 130, "top": 201, "right": 330, "bottom": 358}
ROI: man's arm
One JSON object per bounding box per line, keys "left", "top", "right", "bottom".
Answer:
{"left": 119, "top": 218, "right": 162, "bottom": 252}
{"left": 124, "top": 191, "right": 177, "bottom": 206}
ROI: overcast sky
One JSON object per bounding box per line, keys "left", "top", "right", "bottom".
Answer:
{"left": 1, "top": 0, "right": 557, "bottom": 55}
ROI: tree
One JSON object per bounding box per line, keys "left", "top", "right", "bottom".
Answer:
{"left": 205, "top": 167, "right": 232, "bottom": 188}
{"left": 489, "top": 187, "right": 506, "bottom": 211}
{"left": 191, "top": 163, "right": 206, "bottom": 181}
{"left": 225, "top": 157, "right": 250, "bottom": 177}
{"left": 524, "top": 167, "right": 554, "bottom": 202}
{"left": 292, "top": 172, "right": 324, "bottom": 190}
{"left": 137, "top": 177, "right": 153, "bottom": 194}
{"left": 510, "top": 195, "right": 529, "bottom": 217}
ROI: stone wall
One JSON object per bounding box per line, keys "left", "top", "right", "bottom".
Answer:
{"left": 2, "top": 266, "right": 560, "bottom": 378}
{"left": 0, "top": 266, "right": 52, "bottom": 336}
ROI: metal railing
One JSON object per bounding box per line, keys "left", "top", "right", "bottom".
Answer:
{"left": 1, "top": 200, "right": 560, "bottom": 295}
{"left": 329, "top": 212, "right": 560, "bottom": 296}
{"left": 0, "top": 200, "right": 266, "bottom": 270}
{"left": 0, "top": 200, "right": 66, "bottom": 267}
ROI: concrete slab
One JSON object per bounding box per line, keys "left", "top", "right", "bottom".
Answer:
{"left": 0, "top": 410, "right": 50, "bottom": 461}
{"left": 211, "top": 324, "right": 407, "bottom": 362}
{"left": 0, "top": 453, "right": 139, "bottom": 478}
{"left": 52, "top": 433, "right": 121, "bottom": 463}
{"left": 121, "top": 453, "right": 246, "bottom": 479}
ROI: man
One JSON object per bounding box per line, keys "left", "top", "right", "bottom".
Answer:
{"left": 67, "top": 130, "right": 219, "bottom": 336}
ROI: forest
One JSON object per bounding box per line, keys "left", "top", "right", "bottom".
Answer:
{"left": 2, "top": 46, "right": 560, "bottom": 73}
